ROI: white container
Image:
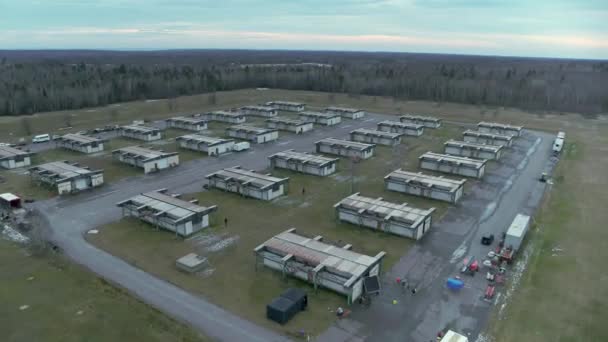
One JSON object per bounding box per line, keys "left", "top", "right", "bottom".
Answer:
{"left": 233, "top": 141, "right": 251, "bottom": 152}
{"left": 32, "top": 134, "right": 50, "bottom": 143}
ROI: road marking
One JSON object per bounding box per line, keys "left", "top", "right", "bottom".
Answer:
{"left": 278, "top": 141, "right": 292, "bottom": 146}
{"left": 364, "top": 118, "right": 376, "bottom": 122}
{"left": 342, "top": 124, "right": 352, "bottom": 128}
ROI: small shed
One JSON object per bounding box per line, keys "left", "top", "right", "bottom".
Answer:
{"left": 268, "top": 150, "right": 338, "bottom": 176}
{"left": 205, "top": 166, "right": 289, "bottom": 201}
{"left": 298, "top": 111, "right": 342, "bottom": 126}
{"left": 324, "top": 106, "right": 365, "bottom": 119}
{"left": 239, "top": 105, "right": 278, "bottom": 117}
{"left": 29, "top": 161, "right": 104, "bottom": 194}
{"left": 176, "top": 253, "right": 208, "bottom": 273}
{"left": 315, "top": 138, "right": 375, "bottom": 160}
{"left": 419, "top": 152, "right": 487, "bottom": 179}
{"left": 166, "top": 116, "right": 208, "bottom": 131}
{"left": 112, "top": 146, "right": 179, "bottom": 173}
{"left": 444, "top": 140, "right": 503, "bottom": 160}
{"left": 266, "top": 117, "right": 314, "bottom": 134}
{"left": 120, "top": 125, "right": 162, "bottom": 141}
{"left": 400, "top": 114, "right": 442, "bottom": 128}
{"left": 265, "top": 101, "right": 306, "bottom": 112}
{"left": 350, "top": 128, "right": 403, "bottom": 146}
{"left": 477, "top": 121, "right": 523, "bottom": 137}
{"left": 176, "top": 134, "right": 235, "bottom": 156}
{"left": 463, "top": 130, "right": 513, "bottom": 147}
{"left": 0, "top": 145, "right": 32, "bottom": 169}
{"left": 225, "top": 125, "right": 279, "bottom": 144}
{"left": 0, "top": 193, "right": 22, "bottom": 211}
{"left": 55, "top": 133, "right": 105, "bottom": 154}
{"left": 377, "top": 120, "right": 424, "bottom": 136}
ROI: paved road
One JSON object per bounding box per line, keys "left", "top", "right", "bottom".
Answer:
{"left": 30, "top": 113, "right": 556, "bottom": 342}
{"left": 318, "top": 129, "right": 556, "bottom": 341}
{"left": 31, "top": 116, "right": 380, "bottom": 342}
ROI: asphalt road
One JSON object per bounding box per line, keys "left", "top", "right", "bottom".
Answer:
{"left": 30, "top": 113, "right": 556, "bottom": 342}
{"left": 318, "top": 129, "right": 556, "bottom": 341}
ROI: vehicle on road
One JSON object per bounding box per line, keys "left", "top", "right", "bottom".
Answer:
{"left": 32, "top": 134, "right": 51, "bottom": 143}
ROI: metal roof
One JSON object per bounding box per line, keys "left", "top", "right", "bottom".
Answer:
{"left": 377, "top": 120, "right": 424, "bottom": 130}
{"left": 268, "top": 150, "right": 338, "bottom": 167}
{"left": 463, "top": 130, "right": 513, "bottom": 141}
{"left": 29, "top": 161, "right": 101, "bottom": 182}
{"left": 57, "top": 133, "right": 103, "bottom": 145}
{"left": 167, "top": 116, "right": 208, "bottom": 125}
{"left": 176, "top": 134, "right": 234, "bottom": 146}
{"left": 478, "top": 121, "right": 523, "bottom": 131}
{"left": 384, "top": 169, "right": 466, "bottom": 192}
{"left": 112, "top": 146, "right": 177, "bottom": 161}
{"left": 335, "top": 193, "right": 435, "bottom": 227}
{"left": 420, "top": 152, "right": 487, "bottom": 169}
{"left": 0, "top": 193, "right": 20, "bottom": 201}
{"left": 266, "top": 101, "right": 305, "bottom": 106}
{"left": 300, "top": 111, "right": 340, "bottom": 119}
{"left": 325, "top": 106, "right": 363, "bottom": 113}
{"left": 257, "top": 228, "right": 385, "bottom": 284}
{"left": 240, "top": 105, "right": 276, "bottom": 111}
{"left": 350, "top": 128, "right": 403, "bottom": 139}
{"left": 117, "top": 190, "right": 216, "bottom": 223}
{"left": 266, "top": 117, "right": 310, "bottom": 126}
{"left": 226, "top": 125, "right": 277, "bottom": 135}
{"left": 0, "top": 145, "right": 31, "bottom": 160}
{"left": 400, "top": 114, "right": 441, "bottom": 123}
{"left": 205, "top": 110, "right": 245, "bottom": 117}
{"left": 205, "top": 166, "right": 288, "bottom": 190}
{"left": 316, "top": 138, "right": 375, "bottom": 151}
{"left": 445, "top": 140, "right": 503, "bottom": 153}
{"left": 121, "top": 124, "right": 160, "bottom": 133}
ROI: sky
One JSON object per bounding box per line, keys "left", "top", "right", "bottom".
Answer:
{"left": 0, "top": 0, "right": 607, "bottom": 59}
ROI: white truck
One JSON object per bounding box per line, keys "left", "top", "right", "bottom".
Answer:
{"left": 440, "top": 330, "right": 469, "bottom": 342}
{"left": 552, "top": 131, "right": 566, "bottom": 155}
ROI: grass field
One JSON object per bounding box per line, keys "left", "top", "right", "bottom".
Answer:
{"left": 3, "top": 88, "right": 606, "bottom": 340}
{"left": 489, "top": 124, "right": 608, "bottom": 341}
{"left": 0, "top": 239, "right": 210, "bottom": 342}
{"left": 86, "top": 123, "right": 478, "bottom": 337}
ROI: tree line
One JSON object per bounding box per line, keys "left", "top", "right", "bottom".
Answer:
{"left": 1, "top": 50, "right": 607, "bottom": 116}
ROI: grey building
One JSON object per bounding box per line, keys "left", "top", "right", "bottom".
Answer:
{"left": 268, "top": 149, "right": 338, "bottom": 176}
{"left": 112, "top": 146, "right": 179, "bottom": 174}
{"left": 444, "top": 140, "right": 503, "bottom": 160}
{"left": 120, "top": 125, "right": 162, "bottom": 141}
{"left": 315, "top": 138, "right": 375, "bottom": 160}
{"left": 334, "top": 193, "right": 435, "bottom": 240}
{"left": 200, "top": 111, "right": 247, "bottom": 124}
{"left": 324, "top": 106, "right": 365, "bottom": 119}
{"left": 265, "top": 101, "right": 306, "bottom": 112}
{"left": 0, "top": 146, "right": 32, "bottom": 169}
{"left": 205, "top": 166, "right": 289, "bottom": 200}
{"left": 226, "top": 125, "right": 279, "bottom": 144}
{"left": 29, "top": 161, "right": 104, "bottom": 194}
{"left": 384, "top": 169, "right": 466, "bottom": 203}
{"left": 377, "top": 120, "right": 424, "bottom": 136}
{"left": 266, "top": 117, "right": 314, "bottom": 134}
{"left": 299, "top": 111, "right": 342, "bottom": 126}
{"left": 239, "top": 105, "right": 278, "bottom": 117}
{"left": 477, "top": 121, "right": 523, "bottom": 137}
{"left": 419, "top": 152, "right": 487, "bottom": 179}
{"left": 166, "top": 116, "right": 209, "bottom": 131}
{"left": 55, "top": 133, "right": 105, "bottom": 154}
{"left": 350, "top": 128, "right": 403, "bottom": 146}
{"left": 176, "top": 134, "right": 235, "bottom": 156}
{"left": 400, "top": 114, "right": 442, "bottom": 128}
{"left": 117, "top": 189, "right": 217, "bottom": 237}
{"left": 463, "top": 130, "right": 513, "bottom": 147}
{"left": 254, "top": 228, "right": 386, "bottom": 304}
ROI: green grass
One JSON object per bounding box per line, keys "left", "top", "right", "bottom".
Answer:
{"left": 87, "top": 123, "right": 472, "bottom": 337}
{"left": 0, "top": 239, "right": 210, "bottom": 342}
{"left": 489, "top": 132, "right": 608, "bottom": 341}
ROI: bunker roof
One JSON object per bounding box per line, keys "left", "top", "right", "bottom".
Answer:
{"left": 205, "top": 166, "right": 289, "bottom": 190}
{"left": 350, "top": 128, "right": 404, "bottom": 139}
{"left": 117, "top": 189, "right": 217, "bottom": 223}
{"left": 112, "top": 146, "right": 177, "bottom": 162}
{"left": 226, "top": 125, "right": 278, "bottom": 135}
{"left": 0, "top": 146, "right": 32, "bottom": 160}
{"left": 268, "top": 150, "right": 338, "bottom": 167}
{"left": 316, "top": 138, "right": 375, "bottom": 151}
{"left": 176, "top": 134, "right": 234, "bottom": 146}
{"left": 420, "top": 152, "right": 487, "bottom": 169}
{"left": 384, "top": 169, "right": 466, "bottom": 192}
{"left": 29, "top": 161, "right": 101, "bottom": 182}
{"left": 56, "top": 133, "right": 104, "bottom": 145}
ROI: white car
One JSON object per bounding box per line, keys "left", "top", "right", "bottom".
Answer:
{"left": 32, "top": 134, "right": 51, "bottom": 143}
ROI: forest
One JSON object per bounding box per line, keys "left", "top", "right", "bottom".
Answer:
{"left": 1, "top": 49, "right": 607, "bottom": 116}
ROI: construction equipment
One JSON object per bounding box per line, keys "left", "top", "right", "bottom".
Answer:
{"left": 481, "top": 234, "right": 494, "bottom": 245}
{"left": 460, "top": 256, "right": 479, "bottom": 276}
